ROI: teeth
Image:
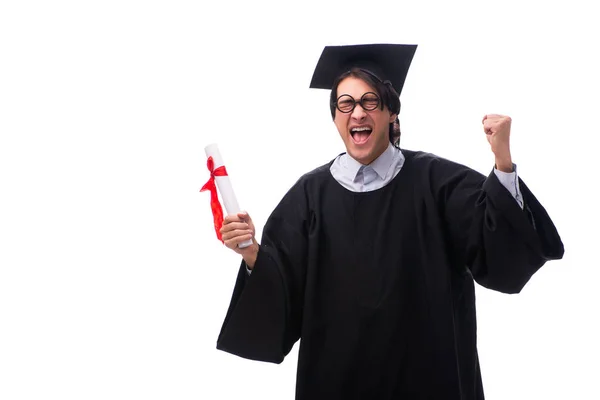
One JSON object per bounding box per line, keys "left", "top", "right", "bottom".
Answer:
{"left": 351, "top": 127, "right": 372, "bottom": 132}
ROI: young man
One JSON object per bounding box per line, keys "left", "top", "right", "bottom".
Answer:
{"left": 216, "top": 44, "right": 564, "bottom": 400}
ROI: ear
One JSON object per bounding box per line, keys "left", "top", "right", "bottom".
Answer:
{"left": 389, "top": 113, "right": 397, "bottom": 123}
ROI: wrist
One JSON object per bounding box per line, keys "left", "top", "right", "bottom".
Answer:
{"left": 494, "top": 154, "right": 513, "bottom": 173}
{"left": 243, "top": 243, "right": 259, "bottom": 269}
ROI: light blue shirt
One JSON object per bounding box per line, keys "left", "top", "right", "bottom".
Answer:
{"left": 330, "top": 143, "right": 523, "bottom": 208}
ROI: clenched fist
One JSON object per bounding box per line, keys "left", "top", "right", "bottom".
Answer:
{"left": 482, "top": 114, "right": 513, "bottom": 172}
{"left": 220, "top": 212, "right": 260, "bottom": 269}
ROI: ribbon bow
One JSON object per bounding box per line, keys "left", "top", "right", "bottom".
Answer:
{"left": 200, "top": 156, "right": 228, "bottom": 242}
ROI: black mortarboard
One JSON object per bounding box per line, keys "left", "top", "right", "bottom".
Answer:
{"left": 309, "top": 44, "right": 417, "bottom": 95}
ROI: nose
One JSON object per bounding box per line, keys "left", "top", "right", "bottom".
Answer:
{"left": 351, "top": 103, "right": 367, "bottom": 121}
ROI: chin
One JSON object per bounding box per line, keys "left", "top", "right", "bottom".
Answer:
{"left": 349, "top": 148, "right": 374, "bottom": 165}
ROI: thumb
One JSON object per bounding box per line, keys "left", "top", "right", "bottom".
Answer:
{"left": 238, "top": 211, "right": 253, "bottom": 225}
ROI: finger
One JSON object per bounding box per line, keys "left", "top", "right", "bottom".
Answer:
{"left": 221, "top": 226, "right": 253, "bottom": 239}
{"left": 237, "top": 211, "right": 253, "bottom": 223}
{"left": 233, "top": 233, "right": 254, "bottom": 246}
{"left": 223, "top": 214, "right": 244, "bottom": 224}
{"left": 220, "top": 222, "right": 250, "bottom": 234}
{"left": 482, "top": 114, "right": 499, "bottom": 124}
{"left": 483, "top": 117, "right": 503, "bottom": 128}
{"left": 484, "top": 119, "right": 507, "bottom": 134}
{"left": 238, "top": 212, "right": 254, "bottom": 227}
{"left": 224, "top": 233, "right": 254, "bottom": 249}
{"left": 482, "top": 121, "right": 494, "bottom": 135}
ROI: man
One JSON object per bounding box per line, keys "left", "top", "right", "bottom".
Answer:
{"left": 216, "top": 44, "right": 564, "bottom": 399}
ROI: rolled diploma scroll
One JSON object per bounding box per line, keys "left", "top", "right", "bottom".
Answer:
{"left": 204, "top": 143, "right": 253, "bottom": 248}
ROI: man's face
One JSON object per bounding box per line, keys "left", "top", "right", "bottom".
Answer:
{"left": 333, "top": 76, "right": 396, "bottom": 165}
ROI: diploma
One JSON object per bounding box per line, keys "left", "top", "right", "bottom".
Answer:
{"left": 203, "top": 143, "right": 252, "bottom": 248}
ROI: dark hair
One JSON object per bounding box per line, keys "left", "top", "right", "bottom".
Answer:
{"left": 391, "top": 117, "right": 401, "bottom": 147}
{"left": 329, "top": 68, "right": 401, "bottom": 146}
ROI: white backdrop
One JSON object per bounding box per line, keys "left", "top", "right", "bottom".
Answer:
{"left": 1, "top": 1, "right": 598, "bottom": 399}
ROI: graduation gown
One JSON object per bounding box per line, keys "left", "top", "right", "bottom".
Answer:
{"left": 216, "top": 149, "right": 564, "bottom": 400}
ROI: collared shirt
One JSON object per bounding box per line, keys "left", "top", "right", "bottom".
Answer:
{"left": 329, "top": 142, "right": 405, "bottom": 193}
{"left": 329, "top": 143, "right": 523, "bottom": 208}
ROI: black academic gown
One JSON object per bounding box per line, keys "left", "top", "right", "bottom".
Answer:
{"left": 216, "top": 150, "right": 564, "bottom": 400}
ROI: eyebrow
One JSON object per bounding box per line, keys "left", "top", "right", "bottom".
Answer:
{"left": 338, "top": 92, "right": 379, "bottom": 98}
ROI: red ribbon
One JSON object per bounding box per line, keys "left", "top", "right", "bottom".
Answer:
{"left": 200, "top": 156, "right": 228, "bottom": 242}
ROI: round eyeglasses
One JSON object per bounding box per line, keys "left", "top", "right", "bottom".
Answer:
{"left": 333, "top": 92, "right": 381, "bottom": 113}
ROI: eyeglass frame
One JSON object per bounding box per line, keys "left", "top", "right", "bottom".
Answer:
{"left": 332, "top": 92, "right": 381, "bottom": 114}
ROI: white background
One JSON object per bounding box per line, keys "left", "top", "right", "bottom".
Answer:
{"left": 1, "top": 1, "right": 598, "bottom": 399}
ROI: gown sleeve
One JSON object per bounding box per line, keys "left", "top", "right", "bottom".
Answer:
{"left": 216, "top": 183, "right": 309, "bottom": 363}
{"left": 434, "top": 159, "right": 564, "bottom": 294}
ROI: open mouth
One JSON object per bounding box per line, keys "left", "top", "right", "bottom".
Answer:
{"left": 350, "top": 126, "right": 373, "bottom": 144}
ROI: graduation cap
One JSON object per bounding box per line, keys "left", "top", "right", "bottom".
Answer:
{"left": 309, "top": 43, "right": 417, "bottom": 96}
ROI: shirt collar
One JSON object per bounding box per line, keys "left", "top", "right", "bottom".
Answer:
{"left": 342, "top": 142, "right": 396, "bottom": 182}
